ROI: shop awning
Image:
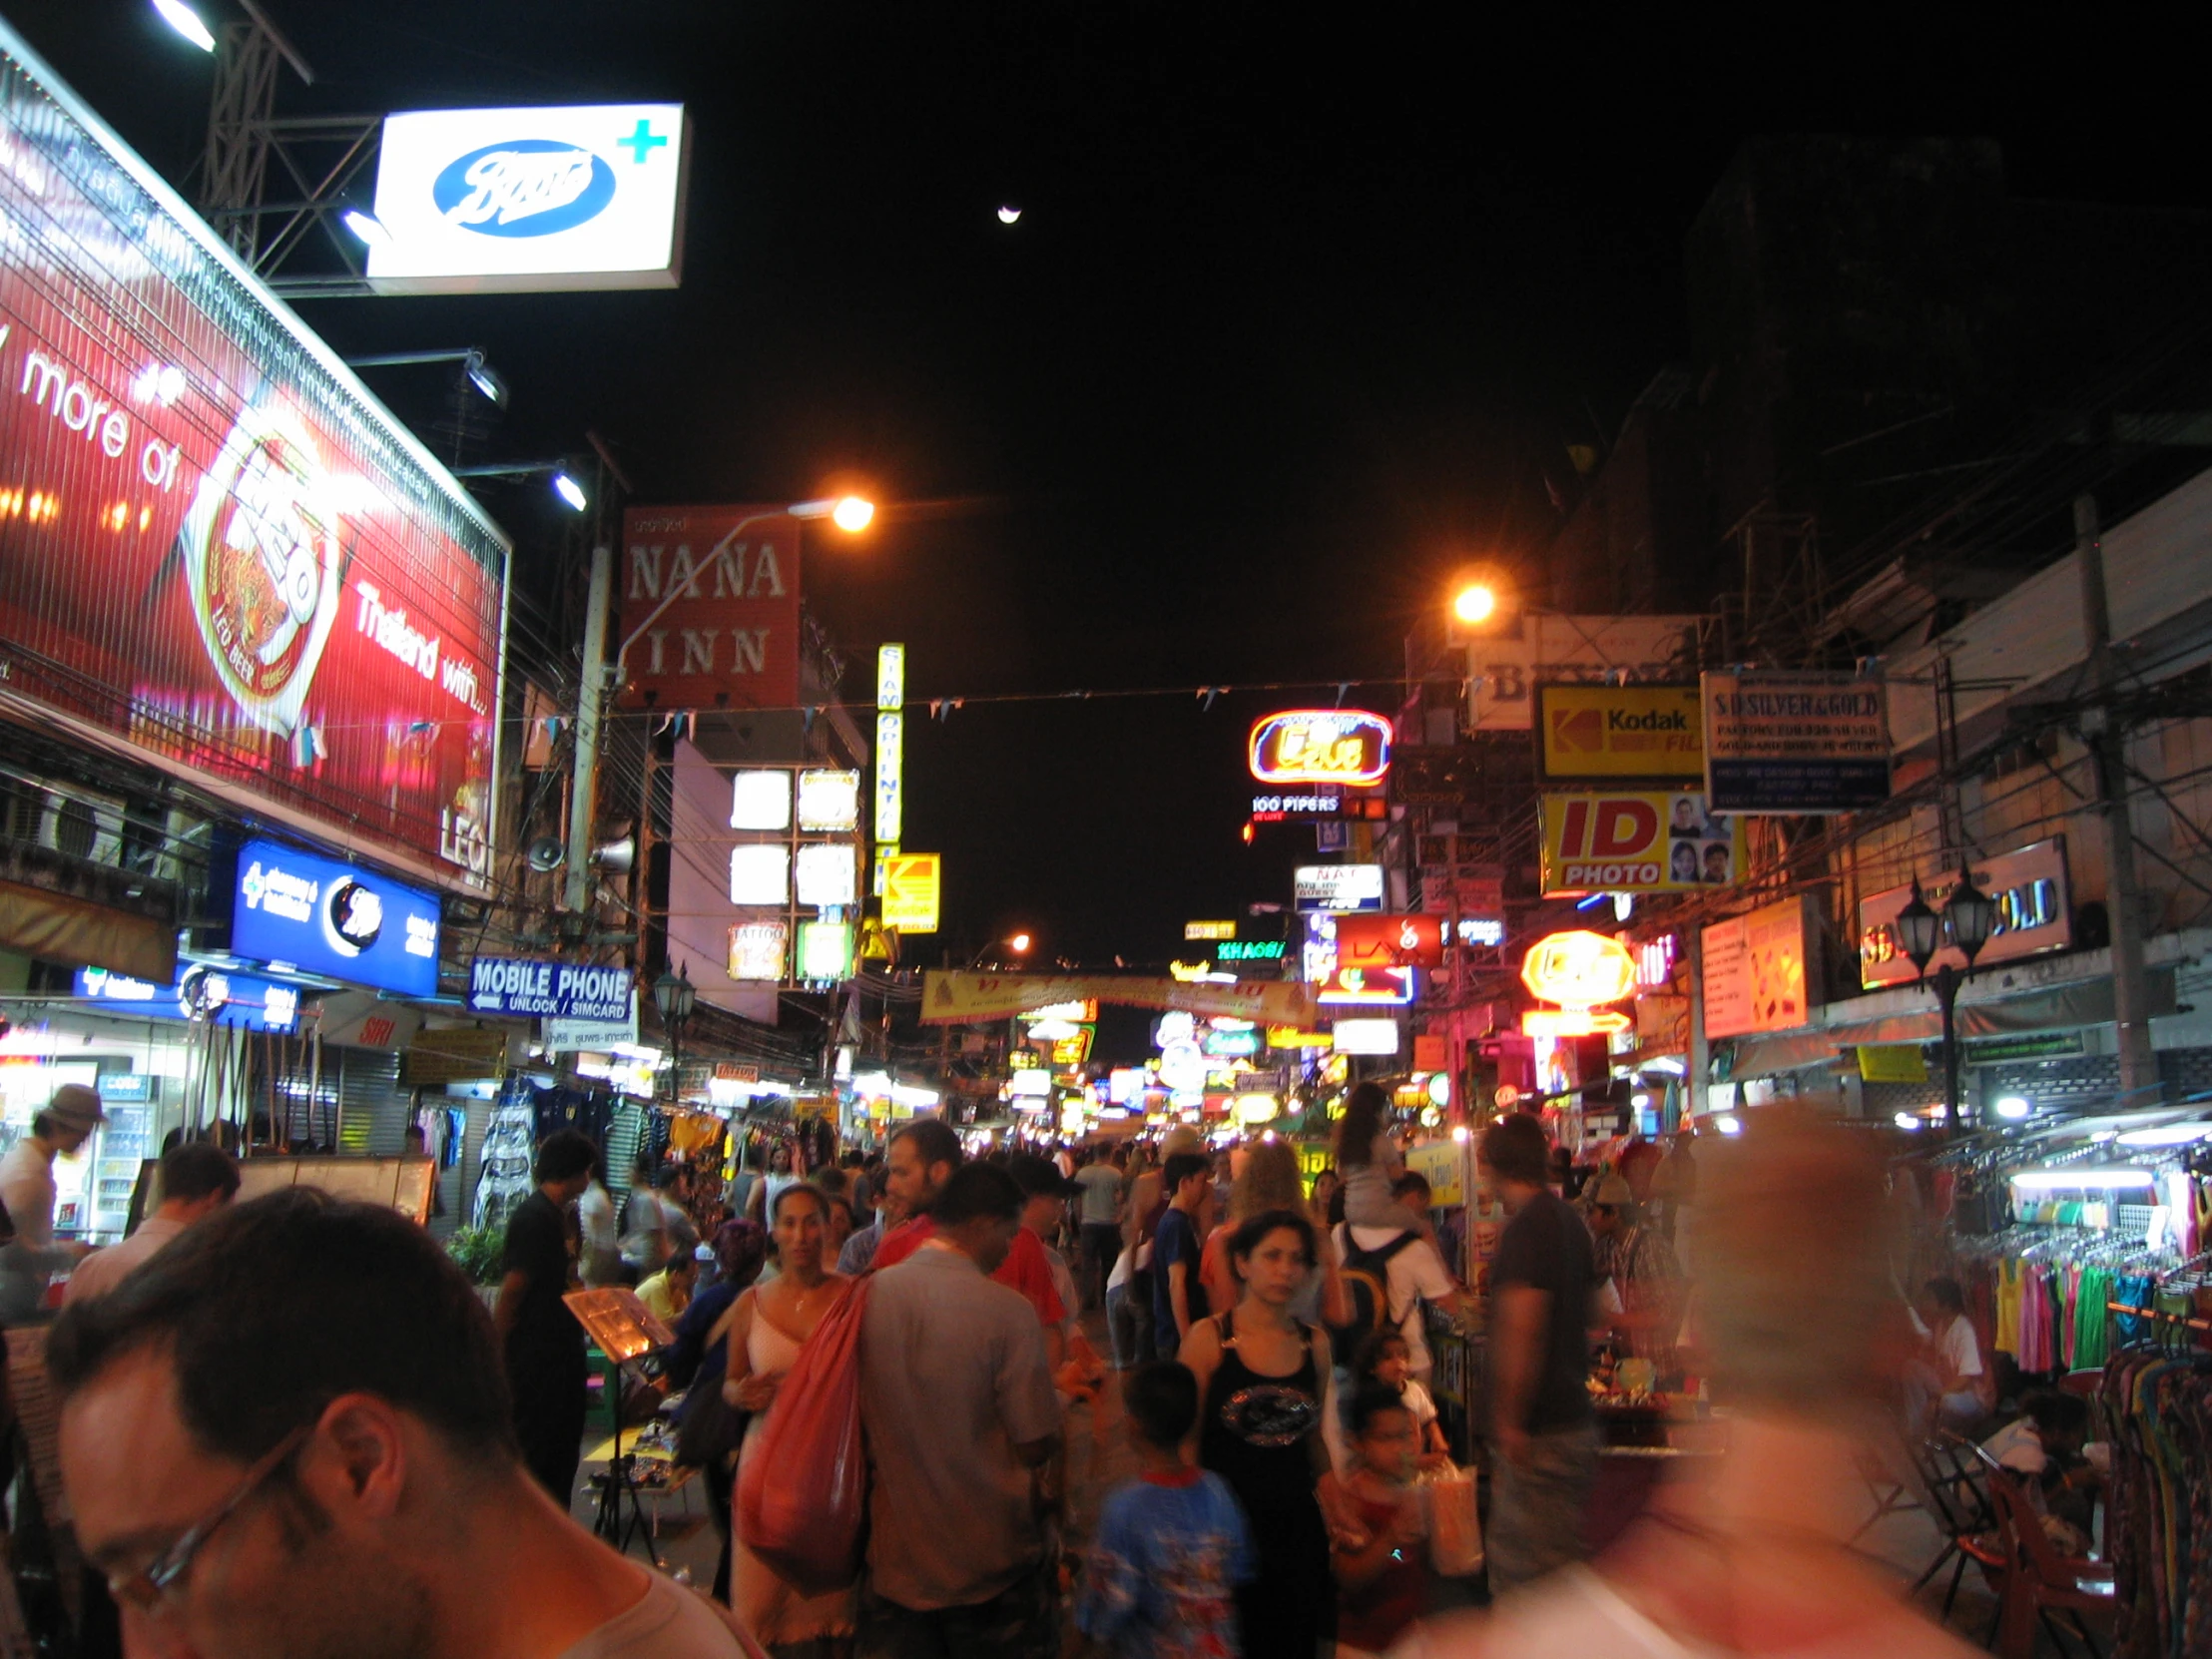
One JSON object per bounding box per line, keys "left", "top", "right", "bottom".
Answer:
{"left": 0, "top": 878, "right": 175, "bottom": 983}
{"left": 1719, "top": 934, "right": 2207, "bottom": 1079}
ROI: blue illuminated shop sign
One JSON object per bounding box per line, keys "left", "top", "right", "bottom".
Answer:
{"left": 466, "top": 957, "right": 634, "bottom": 1021}
{"left": 75, "top": 964, "right": 300, "bottom": 1032}
{"left": 230, "top": 836, "right": 441, "bottom": 998}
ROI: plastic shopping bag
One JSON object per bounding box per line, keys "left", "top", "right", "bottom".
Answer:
{"left": 1422, "top": 1459, "right": 1483, "bottom": 1578}
{"left": 735, "top": 1276, "right": 872, "bottom": 1594}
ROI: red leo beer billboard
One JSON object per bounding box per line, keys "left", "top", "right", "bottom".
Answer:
{"left": 616, "top": 504, "right": 803, "bottom": 713}
{"left": 0, "top": 39, "right": 508, "bottom": 889}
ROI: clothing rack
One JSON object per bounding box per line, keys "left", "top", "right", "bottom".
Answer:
{"left": 2105, "top": 1300, "right": 2212, "bottom": 1335}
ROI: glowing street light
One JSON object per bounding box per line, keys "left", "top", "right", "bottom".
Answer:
{"left": 1452, "top": 582, "right": 1497, "bottom": 625}
{"left": 551, "top": 471, "right": 588, "bottom": 512}
{"left": 152, "top": 0, "right": 218, "bottom": 51}
{"left": 792, "top": 495, "right": 876, "bottom": 532}
{"left": 1008, "top": 932, "right": 1033, "bottom": 954}
{"left": 340, "top": 208, "right": 391, "bottom": 248}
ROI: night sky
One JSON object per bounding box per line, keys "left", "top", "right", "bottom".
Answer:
{"left": 11, "top": 2, "right": 2206, "bottom": 968}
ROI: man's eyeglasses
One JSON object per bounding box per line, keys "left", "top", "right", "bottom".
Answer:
{"left": 107, "top": 1424, "right": 312, "bottom": 1612}
{"left": 1592, "top": 1204, "right": 1618, "bottom": 1217}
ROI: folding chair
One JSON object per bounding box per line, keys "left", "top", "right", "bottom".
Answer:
{"left": 1980, "top": 1455, "right": 2115, "bottom": 1659}
{"left": 1909, "top": 1433, "right": 2007, "bottom": 1628}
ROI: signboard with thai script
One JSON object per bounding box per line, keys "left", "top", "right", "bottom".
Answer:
{"left": 0, "top": 36, "right": 508, "bottom": 889}
{"left": 545, "top": 993, "right": 640, "bottom": 1053}
{"left": 616, "top": 505, "right": 801, "bottom": 712}
{"left": 75, "top": 963, "right": 299, "bottom": 1032}
{"left": 365, "top": 104, "right": 689, "bottom": 294}
{"left": 1702, "top": 895, "right": 1822, "bottom": 1039}
{"left": 920, "top": 971, "right": 1319, "bottom": 1027}
{"left": 466, "top": 958, "right": 634, "bottom": 1021}
{"left": 1702, "top": 671, "right": 1892, "bottom": 813}
{"left": 1539, "top": 792, "right": 1742, "bottom": 895}
{"left": 1858, "top": 837, "right": 2072, "bottom": 989}
{"left": 1536, "top": 683, "right": 1704, "bottom": 781}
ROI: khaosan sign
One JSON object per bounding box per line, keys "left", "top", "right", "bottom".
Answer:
{"left": 231, "top": 836, "right": 441, "bottom": 999}
{"left": 1702, "top": 671, "right": 1891, "bottom": 814}
{"left": 1249, "top": 711, "right": 1391, "bottom": 787}
{"left": 1858, "top": 837, "right": 2072, "bottom": 989}
{"left": 365, "top": 104, "right": 690, "bottom": 293}
{"left": 0, "top": 36, "right": 508, "bottom": 889}
{"left": 466, "top": 958, "right": 634, "bottom": 1021}
{"left": 1536, "top": 683, "right": 1704, "bottom": 782}
{"left": 1539, "top": 792, "right": 1741, "bottom": 894}
{"left": 618, "top": 506, "right": 802, "bottom": 712}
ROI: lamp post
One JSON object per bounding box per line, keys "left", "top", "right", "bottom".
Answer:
{"left": 653, "top": 964, "right": 697, "bottom": 1115}
{"left": 1895, "top": 865, "right": 1997, "bottom": 1136}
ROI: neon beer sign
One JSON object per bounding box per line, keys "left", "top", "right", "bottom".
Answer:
{"left": 1519, "top": 929, "right": 1636, "bottom": 1037}
{"left": 1249, "top": 710, "right": 1392, "bottom": 787}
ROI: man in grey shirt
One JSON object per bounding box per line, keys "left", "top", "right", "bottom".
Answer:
{"left": 858, "top": 1163, "right": 1062, "bottom": 1655}
{"left": 46, "top": 1189, "right": 754, "bottom": 1659}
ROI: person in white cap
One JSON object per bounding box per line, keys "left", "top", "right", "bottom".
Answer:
{"left": 0, "top": 1081, "right": 102, "bottom": 1323}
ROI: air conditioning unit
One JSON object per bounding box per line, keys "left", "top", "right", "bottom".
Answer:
{"left": 35, "top": 788, "right": 127, "bottom": 867}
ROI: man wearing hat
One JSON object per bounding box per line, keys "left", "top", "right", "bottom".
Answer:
{"left": 0, "top": 1082, "right": 101, "bottom": 1323}
{"left": 1588, "top": 1171, "right": 1684, "bottom": 1373}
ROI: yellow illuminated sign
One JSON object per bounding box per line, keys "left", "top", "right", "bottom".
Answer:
{"left": 1184, "top": 920, "right": 1237, "bottom": 941}
{"left": 1520, "top": 1007, "right": 1634, "bottom": 1037}
{"left": 881, "top": 852, "right": 941, "bottom": 933}
{"left": 1520, "top": 930, "right": 1637, "bottom": 1008}
{"left": 1537, "top": 683, "right": 1704, "bottom": 781}
{"left": 1249, "top": 710, "right": 1392, "bottom": 787}
{"left": 1266, "top": 1026, "right": 1335, "bottom": 1049}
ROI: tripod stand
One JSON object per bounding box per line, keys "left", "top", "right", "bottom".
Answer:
{"left": 563, "top": 1288, "right": 680, "bottom": 1569}
{"left": 589, "top": 1359, "right": 662, "bottom": 1566}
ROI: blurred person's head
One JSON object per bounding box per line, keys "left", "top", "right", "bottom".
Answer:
{"left": 886, "top": 1119, "right": 961, "bottom": 1216}
{"left": 1917, "top": 1276, "right": 1966, "bottom": 1329}
{"left": 534, "top": 1130, "right": 598, "bottom": 1202}
{"left": 1229, "top": 1138, "right": 1304, "bottom": 1223}
{"left": 157, "top": 1142, "right": 241, "bottom": 1224}
{"left": 768, "top": 1143, "right": 794, "bottom": 1173}
{"left": 1163, "top": 1152, "right": 1212, "bottom": 1211}
{"left": 1588, "top": 1173, "right": 1636, "bottom": 1237}
{"left": 1353, "top": 1328, "right": 1413, "bottom": 1388}
{"left": 932, "top": 1164, "right": 1024, "bottom": 1275}
{"left": 1478, "top": 1114, "right": 1551, "bottom": 1210}
{"left": 1391, "top": 1169, "right": 1432, "bottom": 1220}
{"left": 713, "top": 1219, "right": 768, "bottom": 1289}
{"left": 48, "top": 1191, "right": 520, "bottom": 1658}
{"left": 1695, "top": 1109, "right": 1898, "bottom": 1416}
{"left": 1122, "top": 1361, "right": 1200, "bottom": 1455}
{"left": 1343, "top": 1383, "right": 1417, "bottom": 1483}
{"left": 663, "top": 1252, "right": 699, "bottom": 1292}
{"left": 1228, "top": 1210, "right": 1315, "bottom": 1307}
{"left": 1334, "top": 1082, "right": 1389, "bottom": 1166}
{"left": 1619, "top": 1139, "right": 1664, "bottom": 1204}
{"left": 35, "top": 1083, "right": 104, "bottom": 1154}
{"left": 770, "top": 1183, "right": 830, "bottom": 1274}
{"left": 1008, "top": 1153, "right": 1074, "bottom": 1236}
{"left": 2019, "top": 1389, "right": 2090, "bottom": 1456}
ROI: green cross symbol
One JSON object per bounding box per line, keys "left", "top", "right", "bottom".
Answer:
{"left": 617, "top": 118, "right": 668, "bottom": 164}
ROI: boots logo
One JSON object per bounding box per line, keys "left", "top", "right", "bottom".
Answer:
{"left": 433, "top": 140, "right": 615, "bottom": 237}
{"left": 178, "top": 404, "right": 344, "bottom": 738}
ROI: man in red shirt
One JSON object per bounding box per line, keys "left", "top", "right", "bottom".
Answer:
{"left": 870, "top": 1120, "right": 1067, "bottom": 1363}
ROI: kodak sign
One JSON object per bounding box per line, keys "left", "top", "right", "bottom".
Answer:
{"left": 1539, "top": 790, "right": 1743, "bottom": 895}
{"left": 1535, "top": 683, "right": 1704, "bottom": 782}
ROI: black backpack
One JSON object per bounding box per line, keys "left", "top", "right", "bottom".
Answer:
{"left": 1328, "top": 1229, "right": 1417, "bottom": 1367}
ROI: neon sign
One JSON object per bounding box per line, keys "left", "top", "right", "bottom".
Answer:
{"left": 1519, "top": 929, "right": 1636, "bottom": 1039}
{"left": 1249, "top": 710, "right": 1392, "bottom": 787}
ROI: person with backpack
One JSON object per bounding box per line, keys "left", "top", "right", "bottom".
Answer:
{"left": 1330, "top": 1184, "right": 1463, "bottom": 1390}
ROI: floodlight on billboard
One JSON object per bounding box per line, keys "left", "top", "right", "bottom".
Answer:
{"left": 364, "top": 104, "right": 690, "bottom": 293}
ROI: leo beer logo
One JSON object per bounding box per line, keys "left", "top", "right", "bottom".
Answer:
{"left": 176, "top": 402, "right": 345, "bottom": 738}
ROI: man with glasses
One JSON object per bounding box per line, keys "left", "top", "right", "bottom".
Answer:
{"left": 47, "top": 1188, "right": 755, "bottom": 1658}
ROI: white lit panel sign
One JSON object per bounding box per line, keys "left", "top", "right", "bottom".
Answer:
{"left": 729, "top": 844, "right": 790, "bottom": 905}
{"left": 797, "top": 769, "right": 861, "bottom": 832}
{"left": 795, "top": 841, "right": 857, "bottom": 907}
{"left": 1294, "top": 863, "right": 1384, "bottom": 911}
{"left": 366, "top": 104, "right": 690, "bottom": 293}
{"left": 1332, "top": 1018, "right": 1400, "bottom": 1055}
{"left": 731, "top": 770, "right": 792, "bottom": 830}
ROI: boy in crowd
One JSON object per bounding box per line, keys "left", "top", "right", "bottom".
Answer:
{"left": 1079, "top": 1362, "right": 1254, "bottom": 1657}
{"left": 1324, "top": 1383, "right": 1430, "bottom": 1658}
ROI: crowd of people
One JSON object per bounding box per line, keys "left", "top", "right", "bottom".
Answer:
{"left": 0, "top": 1080, "right": 2013, "bottom": 1659}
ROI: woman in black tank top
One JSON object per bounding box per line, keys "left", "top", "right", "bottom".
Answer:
{"left": 1178, "top": 1209, "right": 1337, "bottom": 1657}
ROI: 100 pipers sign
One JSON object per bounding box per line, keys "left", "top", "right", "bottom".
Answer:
{"left": 0, "top": 37, "right": 509, "bottom": 888}
{"left": 616, "top": 505, "right": 803, "bottom": 712}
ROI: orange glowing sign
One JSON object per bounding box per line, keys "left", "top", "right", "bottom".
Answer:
{"left": 1519, "top": 930, "right": 1637, "bottom": 1008}
{"left": 1249, "top": 710, "right": 1392, "bottom": 787}
{"left": 1521, "top": 1007, "right": 1634, "bottom": 1037}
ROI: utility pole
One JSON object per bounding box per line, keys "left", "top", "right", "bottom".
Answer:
{"left": 2075, "top": 495, "right": 2159, "bottom": 1104}
{"left": 563, "top": 542, "right": 612, "bottom": 929}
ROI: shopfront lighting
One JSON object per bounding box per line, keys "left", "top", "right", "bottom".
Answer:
{"left": 1992, "top": 1095, "right": 2032, "bottom": 1120}
{"left": 2114, "top": 1121, "right": 2212, "bottom": 1148}
{"left": 151, "top": 0, "right": 218, "bottom": 52}
{"left": 552, "top": 471, "right": 589, "bottom": 512}
{"left": 340, "top": 208, "right": 392, "bottom": 248}
{"left": 1894, "top": 1112, "right": 1924, "bottom": 1131}
{"left": 2008, "top": 1167, "right": 2157, "bottom": 1191}
{"left": 1713, "top": 1114, "right": 1743, "bottom": 1136}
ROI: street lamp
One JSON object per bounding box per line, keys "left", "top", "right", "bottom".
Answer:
{"left": 450, "top": 459, "right": 591, "bottom": 513}
{"left": 346, "top": 348, "right": 510, "bottom": 408}
{"left": 653, "top": 964, "right": 697, "bottom": 1111}
{"left": 1446, "top": 564, "right": 1513, "bottom": 635}
{"left": 968, "top": 933, "right": 1033, "bottom": 968}
{"left": 1896, "top": 866, "right": 1997, "bottom": 1136}
{"left": 151, "top": 0, "right": 218, "bottom": 51}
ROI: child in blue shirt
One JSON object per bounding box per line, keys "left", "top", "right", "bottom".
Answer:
{"left": 1079, "top": 1361, "right": 1256, "bottom": 1658}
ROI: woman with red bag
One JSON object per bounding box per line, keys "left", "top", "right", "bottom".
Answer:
{"left": 722, "top": 1184, "right": 856, "bottom": 1654}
